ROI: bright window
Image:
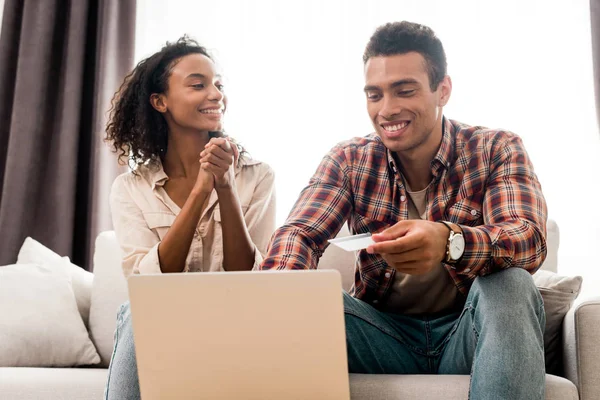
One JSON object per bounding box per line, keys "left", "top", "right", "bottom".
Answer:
{"left": 135, "top": 0, "right": 600, "bottom": 294}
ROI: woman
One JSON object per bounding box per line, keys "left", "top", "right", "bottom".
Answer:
{"left": 103, "top": 37, "right": 276, "bottom": 399}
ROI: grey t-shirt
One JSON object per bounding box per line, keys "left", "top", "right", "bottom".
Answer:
{"left": 383, "top": 182, "right": 463, "bottom": 315}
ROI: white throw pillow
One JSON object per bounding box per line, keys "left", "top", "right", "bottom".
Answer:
{"left": 0, "top": 262, "right": 100, "bottom": 367}
{"left": 17, "top": 237, "right": 94, "bottom": 327}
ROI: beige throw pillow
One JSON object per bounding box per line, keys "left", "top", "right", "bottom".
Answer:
{"left": 533, "top": 270, "right": 583, "bottom": 375}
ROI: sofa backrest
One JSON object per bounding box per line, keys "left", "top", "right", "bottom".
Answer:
{"left": 88, "top": 231, "right": 128, "bottom": 366}
{"left": 88, "top": 219, "right": 559, "bottom": 366}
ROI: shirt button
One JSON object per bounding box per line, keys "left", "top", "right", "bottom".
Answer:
{"left": 400, "top": 195, "right": 406, "bottom": 202}
{"left": 470, "top": 209, "right": 477, "bottom": 216}
{"left": 385, "top": 272, "right": 391, "bottom": 278}
{"left": 372, "top": 299, "right": 379, "bottom": 304}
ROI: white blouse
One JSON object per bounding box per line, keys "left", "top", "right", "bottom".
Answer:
{"left": 109, "top": 156, "right": 276, "bottom": 277}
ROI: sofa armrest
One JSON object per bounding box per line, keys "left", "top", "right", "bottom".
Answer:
{"left": 563, "top": 296, "right": 600, "bottom": 400}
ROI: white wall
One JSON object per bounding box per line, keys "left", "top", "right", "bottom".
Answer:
{"left": 135, "top": 0, "right": 600, "bottom": 294}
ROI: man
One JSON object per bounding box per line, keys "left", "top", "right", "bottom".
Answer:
{"left": 260, "top": 21, "right": 547, "bottom": 399}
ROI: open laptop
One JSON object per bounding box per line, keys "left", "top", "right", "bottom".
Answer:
{"left": 127, "top": 270, "right": 350, "bottom": 400}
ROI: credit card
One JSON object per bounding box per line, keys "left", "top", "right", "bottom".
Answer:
{"left": 328, "top": 233, "right": 375, "bottom": 251}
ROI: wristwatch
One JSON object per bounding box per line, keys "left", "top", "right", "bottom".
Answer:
{"left": 438, "top": 221, "right": 465, "bottom": 264}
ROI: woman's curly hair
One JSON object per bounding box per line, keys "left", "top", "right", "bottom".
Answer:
{"left": 105, "top": 36, "right": 245, "bottom": 169}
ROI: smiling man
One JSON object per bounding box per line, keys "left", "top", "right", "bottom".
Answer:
{"left": 261, "top": 21, "right": 548, "bottom": 399}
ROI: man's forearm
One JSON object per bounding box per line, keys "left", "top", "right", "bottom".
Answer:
{"left": 456, "top": 219, "right": 547, "bottom": 276}
{"left": 260, "top": 225, "right": 319, "bottom": 270}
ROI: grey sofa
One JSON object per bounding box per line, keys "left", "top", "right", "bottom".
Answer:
{"left": 1, "top": 219, "right": 599, "bottom": 400}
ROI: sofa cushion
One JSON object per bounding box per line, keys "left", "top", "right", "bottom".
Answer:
{"left": 17, "top": 237, "right": 94, "bottom": 327}
{"left": 0, "top": 369, "right": 576, "bottom": 400}
{"left": 348, "top": 373, "right": 577, "bottom": 400}
{"left": 0, "top": 367, "right": 107, "bottom": 400}
{"left": 88, "top": 231, "right": 129, "bottom": 367}
{"left": 0, "top": 263, "right": 100, "bottom": 367}
{"left": 533, "top": 270, "right": 583, "bottom": 375}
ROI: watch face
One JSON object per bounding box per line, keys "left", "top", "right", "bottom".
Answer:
{"left": 449, "top": 234, "right": 465, "bottom": 260}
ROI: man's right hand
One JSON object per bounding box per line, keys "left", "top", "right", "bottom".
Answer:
{"left": 367, "top": 219, "right": 449, "bottom": 275}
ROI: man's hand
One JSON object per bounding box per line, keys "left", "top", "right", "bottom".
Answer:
{"left": 199, "top": 137, "right": 239, "bottom": 190}
{"left": 366, "top": 220, "right": 449, "bottom": 275}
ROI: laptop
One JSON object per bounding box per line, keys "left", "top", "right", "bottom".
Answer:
{"left": 127, "top": 270, "right": 350, "bottom": 400}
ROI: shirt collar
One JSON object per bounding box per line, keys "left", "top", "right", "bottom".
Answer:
{"left": 430, "top": 117, "right": 456, "bottom": 176}
{"left": 139, "top": 158, "right": 168, "bottom": 190}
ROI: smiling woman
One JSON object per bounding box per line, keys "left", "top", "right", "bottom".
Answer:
{"left": 107, "top": 37, "right": 235, "bottom": 169}
{"left": 102, "top": 36, "right": 276, "bottom": 399}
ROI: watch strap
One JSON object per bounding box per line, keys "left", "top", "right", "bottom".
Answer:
{"left": 438, "top": 221, "right": 460, "bottom": 264}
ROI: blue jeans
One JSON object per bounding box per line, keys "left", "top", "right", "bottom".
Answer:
{"left": 105, "top": 268, "right": 545, "bottom": 400}
{"left": 104, "top": 301, "right": 140, "bottom": 400}
{"left": 345, "top": 267, "right": 546, "bottom": 399}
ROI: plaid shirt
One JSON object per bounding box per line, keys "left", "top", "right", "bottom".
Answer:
{"left": 260, "top": 118, "right": 548, "bottom": 304}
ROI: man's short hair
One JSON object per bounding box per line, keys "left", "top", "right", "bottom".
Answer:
{"left": 363, "top": 21, "right": 447, "bottom": 91}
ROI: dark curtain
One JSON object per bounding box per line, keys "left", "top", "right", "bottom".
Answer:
{"left": 0, "top": 0, "right": 136, "bottom": 269}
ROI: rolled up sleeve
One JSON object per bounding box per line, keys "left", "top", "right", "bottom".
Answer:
{"left": 455, "top": 135, "right": 548, "bottom": 277}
